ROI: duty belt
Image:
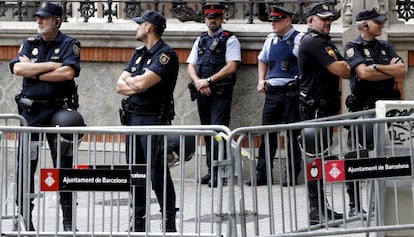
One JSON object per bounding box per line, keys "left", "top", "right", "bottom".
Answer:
{"left": 125, "top": 103, "right": 162, "bottom": 115}
{"left": 19, "top": 96, "right": 71, "bottom": 107}
{"left": 265, "top": 84, "right": 289, "bottom": 93}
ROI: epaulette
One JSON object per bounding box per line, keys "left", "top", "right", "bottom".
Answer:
{"left": 352, "top": 38, "right": 363, "bottom": 45}
{"left": 310, "top": 32, "right": 318, "bottom": 37}
{"left": 135, "top": 45, "right": 145, "bottom": 52}
{"left": 26, "top": 36, "right": 40, "bottom": 43}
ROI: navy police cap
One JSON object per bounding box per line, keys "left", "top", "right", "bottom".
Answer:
{"left": 132, "top": 10, "right": 166, "bottom": 31}
{"left": 34, "top": 2, "right": 63, "bottom": 18}
{"left": 356, "top": 8, "right": 387, "bottom": 22}
{"left": 305, "top": 2, "right": 334, "bottom": 18}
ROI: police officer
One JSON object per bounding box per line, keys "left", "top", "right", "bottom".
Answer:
{"left": 343, "top": 8, "right": 407, "bottom": 217}
{"left": 187, "top": 3, "right": 241, "bottom": 188}
{"left": 9, "top": 2, "right": 81, "bottom": 232}
{"left": 298, "top": 2, "right": 351, "bottom": 225}
{"left": 344, "top": 9, "right": 407, "bottom": 112}
{"left": 116, "top": 10, "right": 178, "bottom": 232}
{"left": 248, "top": 6, "right": 303, "bottom": 187}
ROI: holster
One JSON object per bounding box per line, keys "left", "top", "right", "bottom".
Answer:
{"left": 188, "top": 82, "right": 197, "bottom": 101}
{"left": 119, "top": 98, "right": 129, "bottom": 125}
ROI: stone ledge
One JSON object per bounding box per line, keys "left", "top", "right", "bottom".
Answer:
{"left": 0, "top": 19, "right": 348, "bottom": 50}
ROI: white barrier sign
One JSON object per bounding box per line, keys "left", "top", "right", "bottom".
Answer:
{"left": 376, "top": 100, "right": 414, "bottom": 147}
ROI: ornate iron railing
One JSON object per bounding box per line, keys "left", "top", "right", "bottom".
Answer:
{"left": 1, "top": 0, "right": 339, "bottom": 23}
{"left": 1, "top": 0, "right": 413, "bottom": 24}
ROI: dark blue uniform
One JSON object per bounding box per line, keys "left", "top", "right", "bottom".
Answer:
{"left": 344, "top": 35, "right": 401, "bottom": 111}
{"left": 194, "top": 30, "right": 238, "bottom": 183}
{"left": 298, "top": 29, "right": 341, "bottom": 119}
{"left": 298, "top": 28, "right": 343, "bottom": 222}
{"left": 10, "top": 31, "right": 81, "bottom": 229}
{"left": 344, "top": 35, "right": 402, "bottom": 215}
{"left": 122, "top": 39, "right": 178, "bottom": 220}
{"left": 254, "top": 29, "right": 302, "bottom": 185}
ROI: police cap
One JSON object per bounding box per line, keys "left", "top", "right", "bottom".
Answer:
{"left": 203, "top": 3, "right": 225, "bottom": 18}
{"left": 268, "top": 5, "right": 295, "bottom": 21}
{"left": 305, "top": 2, "right": 334, "bottom": 18}
{"left": 356, "top": 8, "right": 387, "bottom": 22}
{"left": 34, "top": 2, "right": 63, "bottom": 18}
{"left": 132, "top": 10, "right": 166, "bottom": 31}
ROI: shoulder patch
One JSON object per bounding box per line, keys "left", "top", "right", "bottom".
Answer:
{"left": 159, "top": 53, "right": 170, "bottom": 65}
{"left": 325, "top": 46, "right": 337, "bottom": 59}
{"left": 325, "top": 46, "right": 333, "bottom": 55}
{"left": 73, "top": 44, "right": 80, "bottom": 56}
{"left": 346, "top": 48, "right": 354, "bottom": 58}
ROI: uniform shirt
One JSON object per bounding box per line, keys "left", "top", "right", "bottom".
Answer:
{"left": 186, "top": 27, "right": 241, "bottom": 64}
{"left": 258, "top": 27, "right": 303, "bottom": 86}
{"left": 298, "top": 29, "right": 341, "bottom": 100}
{"left": 9, "top": 32, "right": 81, "bottom": 100}
{"left": 344, "top": 35, "right": 401, "bottom": 99}
{"left": 125, "top": 39, "right": 179, "bottom": 107}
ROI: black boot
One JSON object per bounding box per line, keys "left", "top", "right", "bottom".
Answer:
{"left": 201, "top": 169, "right": 211, "bottom": 185}
{"left": 165, "top": 212, "right": 177, "bottom": 232}
{"left": 309, "top": 199, "right": 343, "bottom": 226}
{"left": 308, "top": 180, "right": 343, "bottom": 226}
{"left": 62, "top": 205, "right": 77, "bottom": 231}
{"left": 14, "top": 206, "right": 35, "bottom": 231}
{"left": 309, "top": 195, "right": 322, "bottom": 226}
{"left": 132, "top": 215, "right": 145, "bottom": 232}
{"left": 13, "top": 216, "right": 35, "bottom": 231}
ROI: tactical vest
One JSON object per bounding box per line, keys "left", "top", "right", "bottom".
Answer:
{"left": 267, "top": 31, "right": 299, "bottom": 79}
{"left": 196, "top": 30, "right": 235, "bottom": 85}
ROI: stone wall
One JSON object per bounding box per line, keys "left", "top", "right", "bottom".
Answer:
{"left": 1, "top": 0, "right": 414, "bottom": 128}
{"left": 1, "top": 60, "right": 263, "bottom": 128}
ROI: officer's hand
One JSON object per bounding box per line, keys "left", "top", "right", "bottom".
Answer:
{"left": 199, "top": 86, "right": 211, "bottom": 96}
{"left": 194, "top": 78, "right": 210, "bottom": 91}
{"left": 257, "top": 80, "right": 266, "bottom": 93}
{"left": 19, "top": 55, "right": 30, "bottom": 63}
{"left": 391, "top": 57, "right": 403, "bottom": 65}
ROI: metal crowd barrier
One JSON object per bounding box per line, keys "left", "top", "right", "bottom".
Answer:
{"left": 228, "top": 109, "right": 414, "bottom": 237}
{"left": 0, "top": 114, "right": 28, "bottom": 236}
{"left": 2, "top": 111, "right": 414, "bottom": 237}
{"left": 0, "top": 122, "right": 233, "bottom": 236}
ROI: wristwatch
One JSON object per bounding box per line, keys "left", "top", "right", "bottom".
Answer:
{"left": 372, "top": 64, "right": 377, "bottom": 70}
{"left": 207, "top": 77, "right": 212, "bottom": 84}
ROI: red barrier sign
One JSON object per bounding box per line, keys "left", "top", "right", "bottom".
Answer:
{"left": 306, "top": 158, "right": 323, "bottom": 181}
{"left": 325, "top": 160, "right": 346, "bottom": 182}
